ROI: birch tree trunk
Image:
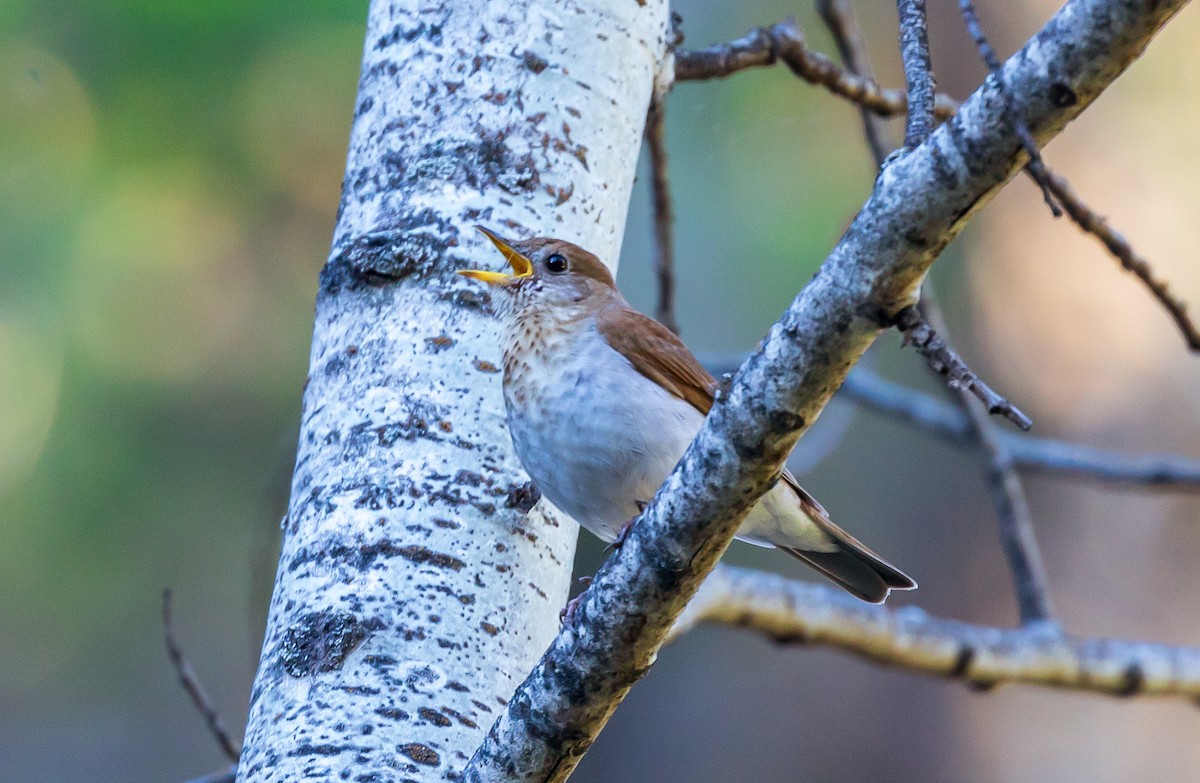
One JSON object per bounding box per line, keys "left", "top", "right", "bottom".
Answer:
{"left": 237, "top": 2, "right": 669, "bottom": 780}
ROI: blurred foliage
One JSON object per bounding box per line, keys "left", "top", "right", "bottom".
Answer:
{"left": 1, "top": 0, "right": 1198, "bottom": 781}
{"left": 0, "top": 1, "right": 364, "bottom": 779}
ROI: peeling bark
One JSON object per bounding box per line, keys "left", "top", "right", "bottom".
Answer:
{"left": 237, "top": 2, "right": 669, "bottom": 781}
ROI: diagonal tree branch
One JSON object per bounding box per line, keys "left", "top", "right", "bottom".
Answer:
{"left": 464, "top": 2, "right": 1190, "bottom": 780}
{"left": 670, "top": 565, "right": 1200, "bottom": 702}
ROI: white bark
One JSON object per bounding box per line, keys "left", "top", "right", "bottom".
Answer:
{"left": 236, "top": 2, "right": 669, "bottom": 781}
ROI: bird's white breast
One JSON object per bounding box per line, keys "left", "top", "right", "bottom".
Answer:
{"left": 503, "top": 317, "right": 704, "bottom": 541}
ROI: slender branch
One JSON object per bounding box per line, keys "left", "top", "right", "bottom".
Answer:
{"left": 645, "top": 98, "right": 678, "bottom": 334}
{"left": 896, "top": 0, "right": 937, "bottom": 147}
{"left": 162, "top": 589, "right": 241, "bottom": 763}
{"left": 919, "top": 296, "right": 1054, "bottom": 626}
{"left": 840, "top": 369, "right": 1200, "bottom": 487}
{"left": 818, "top": 0, "right": 893, "bottom": 166}
{"left": 671, "top": 565, "right": 1200, "bottom": 702}
{"left": 959, "top": 0, "right": 1063, "bottom": 216}
{"left": 893, "top": 305, "right": 1033, "bottom": 430}
{"left": 1044, "top": 171, "right": 1200, "bottom": 351}
{"left": 673, "top": 19, "right": 958, "bottom": 119}
{"left": 1007, "top": 432, "right": 1200, "bottom": 486}
{"left": 699, "top": 354, "right": 1200, "bottom": 490}
{"left": 464, "top": 3, "right": 1189, "bottom": 779}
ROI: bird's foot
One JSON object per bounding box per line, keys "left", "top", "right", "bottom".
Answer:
{"left": 606, "top": 501, "right": 646, "bottom": 552}
{"left": 559, "top": 593, "right": 586, "bottom": 627}
{"left": 558, "top": 576, "right": 594, "bottom": 627}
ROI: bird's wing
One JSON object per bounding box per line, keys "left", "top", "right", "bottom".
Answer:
{"left": 596, "top": 306, "right": 717, "bottom": 415}
{"left": 598, "top": 305, "right": 915, "bottom": 598}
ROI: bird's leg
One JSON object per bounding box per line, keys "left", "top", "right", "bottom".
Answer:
{"left": 558, "top": 576, "right": 595, "bottom": 626}
{"left": 607, "top": 501, "right": 647, "bottom": 552}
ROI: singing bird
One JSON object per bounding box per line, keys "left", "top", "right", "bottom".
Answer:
{"left": 458, "top": 228, "right": 915, "bottom": 603}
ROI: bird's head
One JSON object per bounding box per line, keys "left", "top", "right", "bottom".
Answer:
{"left": 457, "top": 227, "right": 617, "bottom": 318}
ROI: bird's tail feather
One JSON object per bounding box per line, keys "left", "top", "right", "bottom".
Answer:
{"left": 780, "top": 544, "right": 915, "bottom": 604}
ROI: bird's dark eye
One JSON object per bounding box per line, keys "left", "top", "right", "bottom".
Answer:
{"left": 545, "top": 253, "right": 568, "bottom": 274}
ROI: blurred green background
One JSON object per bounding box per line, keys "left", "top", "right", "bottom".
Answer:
{"left": 2, "top": 1, "right": 1199, "bottom": 781}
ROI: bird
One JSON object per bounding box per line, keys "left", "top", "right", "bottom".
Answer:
{"left": 457, "top": 227, "right": 916, "bottom": 603}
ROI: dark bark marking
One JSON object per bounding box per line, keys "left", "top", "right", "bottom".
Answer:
{"left": 522, "top": 50, "right": 549, "bottom": 73}
{"left": 442, "top": 707, "right": 478, "bottom": 729}
{"left": 1117, "top": 662, "right": 1145, "bottom": 696}
{"left": 504, "top": 481, "right": 541, "bottom": 513}
{"left": 280, "top": 611, "right": 374, "bottom": 677}
{"left": 321, "top": 211, "right": 457, "bottom": 294}
{"left": 289, "top": 742, "right": 356, "bottom": 757}
{"left": 375, "top": 22, "right": 443, "bottom": 50}
{"left": 419, "top": 706, "right": 453, "bottom": 727}
{"left": 376, "top": 706, "right": 410, "bottom": 721}
{"left": 289, "top": 539, "right": 465, "bottom": 573}
{"left": 399, "top": 743, "right": 441, "bottom": 766}
{"left": 950, "top": 645, "right": 975, "bottom": 678}
{"left": 1048, "top": 81, "right": 1077, "bottom": 107}
{"left": 440, "top": 287, "right": 494, "bottom": 314}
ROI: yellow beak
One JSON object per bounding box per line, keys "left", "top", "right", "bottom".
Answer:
{"left": 457, "top": 226, "right": 534, "bottom": 284}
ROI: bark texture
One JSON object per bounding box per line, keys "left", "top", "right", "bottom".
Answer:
{"left": 463, "top": 0, "right": 1190, "bottom": 780}
{"left": 671, "top": 565, "right": 1200, "bottom": 700}
{"left": 237, "top": 1, "right": 669, "bottom": 781}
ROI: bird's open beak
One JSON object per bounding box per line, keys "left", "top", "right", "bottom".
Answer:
{"left": 456, "top": 226, "right": 534, "bottom": 285}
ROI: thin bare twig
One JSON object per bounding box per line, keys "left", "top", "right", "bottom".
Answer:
{"left": 896, "top": 0, "right": 936, "bottom": 147}
{"left": 673, "top": 20, "right": 958, "bottom": 119}
{"left": 645, "top": 98, "right": 678, "bottom": 334}
{"left": 893, "top": 305, "right": 1033, "bottom": 430}
{"left": 817, "top": 0, "right": 893, "bottom": 165}
{"left": 958, "top": 0, "right": 1062, "bottom": 216}
{"left": 671, "top": 564, "right": 1200, "bottom": 702}
{"left": 840, "top": 369, "right": 1200, "bottom": 487}
{"left": 162, "top": 589, "right": 241, "bottom": 763}
{"left": 1044, "top": 172, "right": 1200, "bottom": 351}
{"left": 919, "top": 295, "right": 1054, "bottom": 626}
{"left": 700, "top": 353, "right": 1200, "bottom": 490}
